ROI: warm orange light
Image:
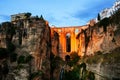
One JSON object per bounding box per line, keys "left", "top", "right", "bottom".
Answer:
{"left": 51, "top": 25, "right": 88, "bottom": 58}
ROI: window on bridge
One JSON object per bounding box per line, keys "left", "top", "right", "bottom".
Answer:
{"left": 75, "top": 29, "right": 79, "bottom": 34}
{"left": 66, "top": 33, "right": 71, "bottom": 52}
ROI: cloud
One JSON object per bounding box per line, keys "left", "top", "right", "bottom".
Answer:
{"left": 72, "top": 0, "right": 115, "bottom": 22}
{"left": 0, "top": 0, "right": 116, "bottom": 26}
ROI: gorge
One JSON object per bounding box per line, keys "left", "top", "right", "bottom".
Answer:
{"left": 0, "top": 9, "right": 120, "bottom": 80}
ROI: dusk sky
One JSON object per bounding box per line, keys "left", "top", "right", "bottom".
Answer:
{"left": 0, "top": 0, "right": 115, "bottom": 26}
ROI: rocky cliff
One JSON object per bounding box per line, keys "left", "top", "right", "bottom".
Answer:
{"left": 0, "top": 10, "right": 120, "bottom": 80}
{"left": 0, "top": 15, "right": 51, "bottom": 80}
{"left": 77, "top": 10, "right": 120, "bottom": 80}
{"left": 77, "top": 10, "right": 120, "bottom": 56}
{"left": 85, "top": 47, "right": 120, "bottom": 80}
{"left": 51, "top": 30, "right": 59, "bottom": 56}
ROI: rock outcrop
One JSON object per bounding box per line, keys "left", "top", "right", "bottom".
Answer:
{"left": 0, "top": 10, "right": 120, "bottom": 80}
{"left": 51, "top": 30, "right": 59, "bottom": 56}
{"left": 77, "top": 10, "right": 120, "bottom": 80}
{"left": 0, "top": 15, "right": 51, "bottom": 80}
{"left": 86, "top": 47, "right": 120, "bottom": 80}
{"left": 77, "top": 10, "right": 120, "bottom": 56}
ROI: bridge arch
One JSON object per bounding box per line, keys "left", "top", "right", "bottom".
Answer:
{"left": 51, "top": 25, "right": 88, "bottom": 57}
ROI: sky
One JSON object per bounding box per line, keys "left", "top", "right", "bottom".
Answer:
{"left": 0, "top": 0, "right": 116, "bottom": 27}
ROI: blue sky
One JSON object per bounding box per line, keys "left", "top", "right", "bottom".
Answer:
{"left": 0, "top": 0, "right": 115, "bottom": 26}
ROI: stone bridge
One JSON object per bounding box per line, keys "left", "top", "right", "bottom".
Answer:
{"left": 51, "top": 25, "right": 88, "bottom": 58}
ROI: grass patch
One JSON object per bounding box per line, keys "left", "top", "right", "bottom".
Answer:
{"left": 84, "top": 48, "right": 120, "bottom": 64}
{"left": 84, "top": 51, "right": 103, "bottom": 64}
{"left": 31, "top": 70, "right": 43, "bottom": 80}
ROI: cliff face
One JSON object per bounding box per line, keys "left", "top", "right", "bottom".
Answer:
{"left": 77, "top": 10, "right": 120, "bottom": 80}
{"left": 0, "top": 10, "right": 120, "bottom": 80}
{"left": 77, "top": 16, "right": 120, "bottom": 56}
{"left": 85, "top": 47, "right": 120, "bottom": 80}
{"left": 51, "top": 30, "right": 59, "bottom": 56}
{"left": 87, "top": 62, "right": 120, "bottom": 80}
{"left": 0, "top": 17, "right": 51, "bottom": 80}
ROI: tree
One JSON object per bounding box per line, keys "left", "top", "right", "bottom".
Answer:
{"left": 40, "top": 15, "right": 44, "bottom": 20}
{"left": 25, "top": 12, "right": 31, "bottom": 19}
{"left": 15, "top": 16, "right": 20, "bottom": 20}
{"left": 97, "top": 13, "right": 101, "bottom": 21}
{"left": 100, "top": 18, "right": 109, "bottom": 32}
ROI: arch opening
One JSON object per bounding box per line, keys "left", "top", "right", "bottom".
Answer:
{"left": 66, "top": 33, "right": 71, "bottom": 52}
{"left": 75, "top": 28, "right": 79, "bottom": 34}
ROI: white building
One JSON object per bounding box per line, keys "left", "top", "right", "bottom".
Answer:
{"left": 99, "top": 8, "right": 111, "bottom": 20}
{"left": 113, "top": 0, "right": 120, "bottom": 10}
{"left": 98, "top": 0, "right": 120, "bottom": 20}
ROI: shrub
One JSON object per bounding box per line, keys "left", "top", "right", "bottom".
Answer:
{"left": 31, "top": 70, "right": 43, "bottom": 80}
{"left": 17, "top": 55, "right": 25, "bottom": 64}
{"left": 25, "top": 55, "right": 33, "bottom": 63}
{"left": 10, "top": 53, "right": 18, "bottom": 62}
{"left": 99, "top": 18, "right": 109, "bottom": 32}
{"left": 51, "top": 56, "right": 63, "bottom": 69}
{"left": 97, "top": 13, "right": 101, "bottom": 21}
{"left": 68, "top": 52, "right": 80, "bottom": 66}
{"left": 1, "top": 61, "right": 9, "bottom": 75}
{"left": 87, "top": 71, "right": 95, "bottom": 80}
{"left": 65, "top": 55, "right": 70, "bottom": 62}
{"left": 0, "top": 48, "right": 8, "bottom": 59}
{"left": 7, "top": 42, "right": 16, "bottom": 52}
{"left": 16, "top": 64, "right": 24, "bottom": 70}
{"left": 94, "top": 51, "right": 102, "bottom": 55}
{"left": 85, "top": 55, "right": 102, "bottom": 64}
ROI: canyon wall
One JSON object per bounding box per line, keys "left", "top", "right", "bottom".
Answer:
{"left": 86, "top": 47, "right": 120, "bottom": 80}
{"left": 0, "top": 10, "right": 120, "bottom": 80}
{"left": 77, "top": 15, "right": 120, "bottom": 56}
{"left": 77, "top": 10, "right": 120, "bottom": 80}
{"left": 0, "top": 16, "right": 51, "bottom": 80}
{"left": 51, "top": 30, "right": 59, "bottom": 56}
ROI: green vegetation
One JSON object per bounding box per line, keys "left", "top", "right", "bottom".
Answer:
{"left": 10, "top": 52, "right": 18, "bottom": 62}
{"left": 1, "top": 61, "right": 9, "bottom": 75}
{"left": 64, "top": 62, "right": 95, "bottom": 80}
{"left": 17, "top": 55, "right": 33, "bottom": 64}
{"left": 99, "top": 18, "right": 109, "bottom": 32}
{"left": 63, "top": 52, "right": 95, "bottom": 80}
{"left": 97, "top": 13, "right": 101, "bottom": 21}
{"left": 17, "top": 55, "right": 26, "bottom": 64}
{"left": 67, "top": 52, "right": 80, "bottom": 67}
{"left": 96, "top": 8, "right": 120, "bottom": 34}
{"left": 110, "top": 9, "right": 120, "bottom": 25}
{"left": 16, "top": 64, "right": 24, "bottom": 70}
{"left": 84, "top": 51, "right": 103, "bottom": 64}
{"left": 31, "top": 70, "right": 43, "bottom": 80}
{"left": 0, "top": 48, "right": 8, "bottom": 59}
{"left": 50, "top": 52, "right": 64, "bottom": 80}
{"left": 84, "top": 47, "right": 120, "bottom": 65}
{"left": 2, "top": 22, "right": 16, "bottom": 41}
{"left": 25, "top": 12, "right": 31, "bottom": 19}
{"left": 51, "top": 55, "right": 64, "bottom": 72}
{"left": 25, "top": 55, "right": 33, "bottom": 63}
{"left": 64, "top": 66, "right": 81, "bottom": 80}
{"left": 7, "top": 42, "right": 16, "bottom": 52}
